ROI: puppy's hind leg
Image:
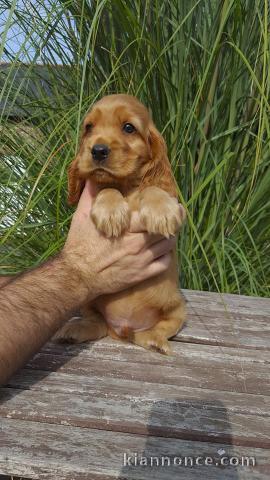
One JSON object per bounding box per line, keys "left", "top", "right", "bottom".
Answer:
{"left": 132, "top": 301, "right": 186, "bottom": 355}
{"left": 53, "top": 306, "right": 108, "bottom": 344}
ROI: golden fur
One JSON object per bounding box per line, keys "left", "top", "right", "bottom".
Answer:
{"left": 54, "top": 94, "right": 186, "bottom": 354}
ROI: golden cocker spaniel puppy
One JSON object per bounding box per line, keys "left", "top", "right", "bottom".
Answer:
{"left": 55, "top": 94, "right": 186, "bottom": 354}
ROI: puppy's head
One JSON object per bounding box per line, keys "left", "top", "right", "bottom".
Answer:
{"left": 68, "top": 94, "right": 177, "bottom": 204}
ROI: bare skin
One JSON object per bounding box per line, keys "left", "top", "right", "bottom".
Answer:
{"left": 0, "top": 180, "right": 176, "bottom": 385}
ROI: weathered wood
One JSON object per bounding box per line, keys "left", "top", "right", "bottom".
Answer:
{"left": 176, "top": 290, "right": 270, "bottom": 349}
{"left": 182, "top": 289, "right": 270, "bottom": 315}
{"left": 7, "top": 369, "right": 270, "bottom": 417}
{"left": 0, "top": 289, "right": 270, "bottom": 479}
{"left": 0, "top": 385, "right": 269, "bottom": 448}
{"left": 41, "top": 338, "right": 270, "bottom": 364}
{"left": 177, "top": 309, "right": 270, "bottom": 349}
{"left": 24, "top": 346, "right": 270, "bottom": 396}
{"left": 0, "top": 418, "right": 269, "bottom": 479}
{"left": 177, "top": 316, "right": 270, "bottom": 350}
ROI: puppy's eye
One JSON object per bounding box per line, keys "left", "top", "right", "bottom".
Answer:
{"left": 123, "top": 123, "right": 136, "bottom": 134}
{"left": 85, "top": 123, "right": 93, "bottom": 133}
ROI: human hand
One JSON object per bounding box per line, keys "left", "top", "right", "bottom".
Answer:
{"left": 62, "top": 180, "right": 177, "bottom": 302}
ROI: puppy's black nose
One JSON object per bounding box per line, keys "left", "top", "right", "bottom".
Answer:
{"left": 91, "top": 144, "right": 110, "bottom": 162}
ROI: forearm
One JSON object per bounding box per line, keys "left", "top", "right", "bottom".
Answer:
{"left": 0, "top": 276, "right": 14, "bottom": 288}
{"left": 0, "top": 255, "right": 90, "bottom": 385}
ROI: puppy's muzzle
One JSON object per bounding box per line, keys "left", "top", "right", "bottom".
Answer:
{"left": 91, "top": 144, "right": 110, "bottom": 164}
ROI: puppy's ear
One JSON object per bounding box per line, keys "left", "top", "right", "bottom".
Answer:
{"left": 140, "top": 123, "right": 178, "bottom": 197}
{"left": 67, "top": 156, "right": 85, "bottom": 205}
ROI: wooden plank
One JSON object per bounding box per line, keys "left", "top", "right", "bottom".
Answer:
{"left": 41, "top": 338, "right": 270, "bottom": 365}
{"left": 0, "top": 288, "right": 268, "bottom": 480}
{"left": 23, "top": 342, "right": 270, "bottom": 396}
{"left": 25, "top": 352, "right": 270, "bottom": 395}
{"left": 1, "top": 383, "right": 270, "bottom": 448}
{"left": 182, "top": 289, "right": 270, "bottom": 316}
{"left": 176, "top": 310, "right": 270, "bottom": 349}
{"left": 0, "top": 418, "right": 269, "bottom": 479}
{"left": 173, "top": 290, "right": 270, "bottom": 349}
{"left": 7, "top": 369, "right": 270, "bottom": 418}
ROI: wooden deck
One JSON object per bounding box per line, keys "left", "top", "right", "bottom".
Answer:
{"left": 0, "top": 289, "right": 269, "bottom": 479}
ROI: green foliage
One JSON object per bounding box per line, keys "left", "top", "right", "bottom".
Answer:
{"left": 0, "top": 0, "right": 270, "bottom": 296}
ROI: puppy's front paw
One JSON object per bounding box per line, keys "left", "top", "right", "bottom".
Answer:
{"left": 140, "top": 197, "right": 185, "bottom": 238}
{"left": 91, "top": 198, "right": 131, "bottom": 238}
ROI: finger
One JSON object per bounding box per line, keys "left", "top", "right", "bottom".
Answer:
{"left": 76, "top": 179, "right": 98, "bottom": 216}
{"left": 124, "top": 231, "right": 166, "bottom": 255}
{"left": 146, "top": 253, "right": 171, "bottom": 277}
{"left": 144, "top": 236, "right": 176, "bottom": 263}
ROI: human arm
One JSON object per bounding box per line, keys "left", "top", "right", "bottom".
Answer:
{"left": 0, "top": 180, "right": 176, "bottom": 384}
{"left": 0, "top": 276, "right": 13, "bottom": 288}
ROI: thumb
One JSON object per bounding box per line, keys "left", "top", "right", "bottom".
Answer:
{"left": 76, "top": 179, "right": 98, "bottom": 215}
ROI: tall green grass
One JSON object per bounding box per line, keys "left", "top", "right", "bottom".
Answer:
{"left": 0, "top": 0, "right": 269, "bottom": 296}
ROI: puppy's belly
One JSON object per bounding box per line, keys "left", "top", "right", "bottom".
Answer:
{"left": 94, "top": 256, "right": 178, "bottom": 338}
{"left": 98, "top": 303, "right": 158, "bottom": 337}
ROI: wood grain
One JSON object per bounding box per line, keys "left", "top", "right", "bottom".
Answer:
{"left": 41, "top": 338, "right": 270, "bottom": 364}
{"left": 1, "top": 418, "right": 269, "bottom": 480}
{"left": 178, "top": 290, "right": 270, "bottom": 349}
{"left": 182, "top": 289, "right": 270, "bottom": 315}
{"left": 23, "top": 347, "right": 270, "bottom": 395}
{"left": 7, "top": 368, "right": 270, "bottom": 417}
{"left": 0, "top": 385, "right": 269, "bottom": 448}
{"left": 0, "top": 289, "right": 269, "bottom": 479}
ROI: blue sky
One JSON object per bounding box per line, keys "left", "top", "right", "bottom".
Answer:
{"left": 0, "top": 0, "right": 73, "bottom": 64}
{"left": 1, "top": 1, "right": 43, "bottom": 62}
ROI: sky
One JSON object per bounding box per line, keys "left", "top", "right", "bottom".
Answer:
{"left": 1, "top": 1, "right": 43, "bottom": 62}
{"left": 0, "top": 0, "right": 72, "bottom": 64}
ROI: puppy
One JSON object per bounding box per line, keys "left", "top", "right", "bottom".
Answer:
{"left": 55, "top": 94, "right": 186, "bottom": 354}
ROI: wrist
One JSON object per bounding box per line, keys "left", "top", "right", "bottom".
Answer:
{"left": 57, "top": 251, "right": 97, "bottom": 305}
